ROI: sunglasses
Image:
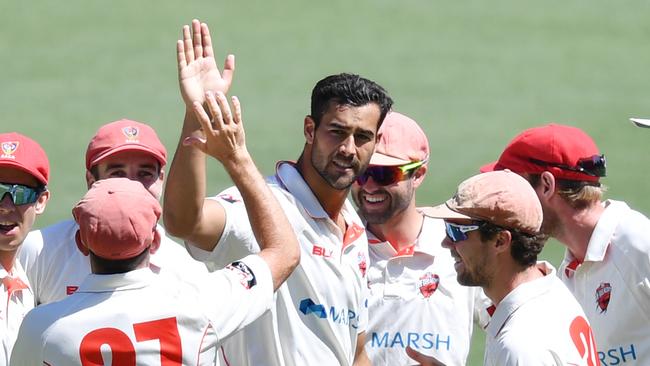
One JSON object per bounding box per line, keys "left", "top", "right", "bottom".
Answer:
{"left": 0, "top": 182, "right": 44, "bottom": 206}
{"left": 529, "top": 154, "right": 606, "bottom": 178}
{"left": 356, "top": 159, "right": 427, "bottom": 186}
{"left": 445, "top": 222, "right": 482, "bottom": 243}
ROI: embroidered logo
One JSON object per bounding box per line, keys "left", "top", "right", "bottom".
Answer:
{"left": 66, "top": 286, "right": 79, "bottom": 295}
{"left": 1, "top": 141, "right": 18, "bottom": 159}
{"left": 226, "top": 261, "right": 257, "bottom": 289}
{"left": 122, "top": 126, "right": 139, "bottom": 141}
{"left": 218, "top": 193, "right": 240, "bottom": 204}
{"left": 595, "top": 282, "right": 611, "bottom": 313}
{"left": 418, "top": 273, "right": 440, "bottom": 298}
{"left": 357, "top": 251, "right": 367, "bottom": 277}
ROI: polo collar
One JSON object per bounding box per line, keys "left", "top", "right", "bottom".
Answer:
{"left": 368, "top": 216, "right": 441, "bottom": 259}
{"left": 583, "top": 200, "right": 627, "bottom": 262}
{"left": 77, "top": 268, "right": 155, "bottom": 293}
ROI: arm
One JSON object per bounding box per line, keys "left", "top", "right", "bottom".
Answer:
{"left": 353, "top": 331, "right": 371, "bottom": 366}
{"left": 186, "top": 91, "right": 300, "bottom": 290}
{"left": 163, "top": 19, "right": 235, "bottom": 251}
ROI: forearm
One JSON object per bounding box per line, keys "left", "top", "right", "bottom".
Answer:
{"left": 222, "top": 150, "right": 299, "bottom": 291}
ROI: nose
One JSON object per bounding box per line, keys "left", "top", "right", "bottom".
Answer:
{"left": 441, "top": 236, "right": 454, "bottom": 249}
{"left": 339, "top": 135, "right": 356, "bottom": 156}
{"left": 0, "top": 194, "right": 15, "bottom": 211}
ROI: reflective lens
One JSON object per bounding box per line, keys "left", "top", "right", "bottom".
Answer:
{"left": 529, "top": 154, "right": 606, "bottom": 178}
{"left": 445, "top": 222, "right": 480, "bottom": 243}
{"left": 0, "top": 183, "right": 43, "bottom": 205}
{"left": 356, "top": 160, "right": 426, "bottom": 186}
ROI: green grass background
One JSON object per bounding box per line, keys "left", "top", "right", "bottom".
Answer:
{"left": 2, "top": 1, "right": 649, "bottom": 364}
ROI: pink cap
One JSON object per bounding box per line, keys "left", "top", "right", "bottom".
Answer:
{"left": 0, "top": 132, "right": 49, "bottom": 185}
{"left": 370, "top": 112, "right": 429, "bottom": 166}
{"left": 73, "top": 178, "right": 161, "bottom": 260}
{"left": 85, "top": 119, "right": 167, "bottom": 170}
{"left": 480, "top": 124, "right": 602, "bottom": 183}
{"left": 421, "top": 170, "right": 542, "bottom": 234}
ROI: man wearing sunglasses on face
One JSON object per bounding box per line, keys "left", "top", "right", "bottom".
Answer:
{"left": 481, "top": 124, "right": 650, "bottom": 365}
{"left": 351, "top": 112, "right": 490, "bottom": 366}
{"left": 409, "top": 170, "right": 598, "bottom": 366}
{"left": 0, "top": 133, "right": 50, "bottom": 364}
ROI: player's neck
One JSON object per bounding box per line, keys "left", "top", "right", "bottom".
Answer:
{"left": 553, "top": 201, "right": 604, "bottom": 262}
{"left": 367, "top": 205, "right": 423, "bottom": 252}
{"left": 486, "top": 262, "right": 544, "bottom": 307}
{"left": 295, "top": 155, "right": 348, "bottom": 221}
{"left": 0, "top": 251, "right": 16, "bottom": 273}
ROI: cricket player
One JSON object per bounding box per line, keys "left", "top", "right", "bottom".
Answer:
{"left": 410, "top": 170, "right": 599, "bottom": 366}
{"left": 163, "top": 19, "right": 393, "bottom": 365}
{"left": 11, "top": 88, "right": 300, "bottom": 365}
{"left": 0, "top": 132, "right": 49, "bottom": 364}
{"left": 351, "top": 112, "right": 489, "bottom": 366}
{"left": 481, "top": 123, "right": 650, "bottom": 365}
{"left": 18, "top": 118, "right": 207, "bottom": 305}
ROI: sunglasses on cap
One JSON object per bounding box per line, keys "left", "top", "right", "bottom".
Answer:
{"left": 445, "top": 222, "right": 483, "bottom": 243}
{"left": 356, "top": 159, "right": 427, "bottom": 186}
{"left": 0, "top": 182, "right": 45, "bottom": 206}
{"left": 529, "top": 154, "right": 606, "bottom": 178}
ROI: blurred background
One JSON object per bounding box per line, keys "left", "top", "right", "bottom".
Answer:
{"left": 2, "top": 0, "right": 649, "bottom": 363}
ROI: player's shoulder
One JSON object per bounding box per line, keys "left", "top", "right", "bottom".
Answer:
{"left": 21, "top": 219, "right": 78, "bottom": 258}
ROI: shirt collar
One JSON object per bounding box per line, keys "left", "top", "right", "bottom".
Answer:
{"left": 486, "top": 261, "right": 556, "bottom": 338}
{"left": 368, "top": 216, "right": 444, "bottom": 259}
{"left": 77, "top": 267, "right": 155, "bottom": 293}
{"left": 0, "top": 260, "right": 29, "bottom": 282}
{"left": 582, "top": 200, "right": 628, "bottom": 262}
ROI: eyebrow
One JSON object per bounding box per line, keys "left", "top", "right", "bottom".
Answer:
{"left": 329, "top": 121, "right": 375, "bottom": 138}
{"left": 105, "top": 163, "right": 158, "bottom": 170}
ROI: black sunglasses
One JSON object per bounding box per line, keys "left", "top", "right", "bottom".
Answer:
{"left": 529, "top": 154, "right": 606, "bottom": 178}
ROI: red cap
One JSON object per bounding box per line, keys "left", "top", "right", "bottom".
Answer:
{"left": 480, "top": 124, "right": 601, "bottom": 182}
{"left": 73, "top": 178, "right": 161, "bottom": 260}
{"left": 0, "top": 132, "right": 49, "bottom": 185}
{"left": 370, "top": 112, "right": 429, "bottom": 166}
{"left": 85, "top": 119, "right": 167, "bottom": 170}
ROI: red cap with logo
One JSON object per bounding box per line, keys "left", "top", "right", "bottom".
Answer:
{"left": 0, "top": 132, "right": 49, "bottom": 185}
{"left": 73, "top": 178, "right": 161, "bottom": 260}
{"left": 370, "top": 112, "right": 429, "bottom": 166}
{"left": 480, "top": 124, "right": 603, "bottom": 183}
{"left": 85, "top": 119, "right": 167, "bottom": 170}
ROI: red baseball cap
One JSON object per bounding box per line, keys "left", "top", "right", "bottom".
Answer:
{"left": 0, "top": 132, "right": 49, "bottom": 185}
{"left": 480, "top": 124, "right": 603, "bottom": 183}
{"left": 73, "top": 178, "right": 161, "bottom": 260}
{"left": 370, "top": 112, "right": 429, "bottom": 166}
{"left": 85, "top": 119, "right": 167, "bottom": 170}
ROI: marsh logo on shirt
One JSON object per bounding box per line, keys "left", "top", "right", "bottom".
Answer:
{"left": 299, "top": 298, "right": 359, "bottom": 329}
{"left": 595, "top": 282, "right": 611, "bottom": 313}
{"left": 418, "top": 273, "right": 439, "bottom": 298}
{"left": 226, "top": 261, "right": 257, "bottom": 289}
{"left": 1, "top": 141, "right": 18, "bottom": 159}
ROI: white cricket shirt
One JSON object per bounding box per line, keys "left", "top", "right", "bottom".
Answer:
{"left": 559, "top": 200, "right": 650, "bottom": 366}
{"left": 11, "top": 254, "right": 272, "bottom": 366}
{"left": 0, "top": 261, "right": 32, "bottom": 366}
{"left": 186, "top": 162, "right": 369, "bottom": 366}
{"left": 485, "top": 262, "right": 599, "bottom": 366}
{"left": 18, "top": 220, "right": 207, "bottom": 305}
{"left": 365, "top": 215, "right": 490, "bottom": 366}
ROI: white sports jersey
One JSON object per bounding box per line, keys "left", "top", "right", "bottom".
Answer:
{"left": 365, "top": 215, "right": 490, "bottom": 366}
{"left": 11, "top": 254, "right": 272, "bottom": 366}
{"left": 0, "top": 261, "right": 32, "bottom": 366}
{"left": 485, "top": 262, "right": 599, "bottom": 366}
{"left": 186, "top": 162, "right": 369, "bottom": 366}
{"left": 559, "top": 200, "right": 650, "bottom": 366}
{"left": 18, "top": 220, "right": 207, "bottom": 305}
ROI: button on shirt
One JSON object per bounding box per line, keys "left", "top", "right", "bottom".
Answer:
{"left": 10, "top": 254, "right": 272, "bottom": 366}
{"left": 365, "top": 216, "right": 490, "bottom": 366}
{"left": 18, "top": 220, "right": 207, "bottom": 305}
{"left": 485, "top": 262, "right": 598, "bottom": 366}
{"left": 186, "top": 162, "right": 369, "bottom": 366}
{"left": 559, "top": 200, "right": 650, "bottom": 365}
{"left": 0, "top": 262, "right": 33, "bottom": 366}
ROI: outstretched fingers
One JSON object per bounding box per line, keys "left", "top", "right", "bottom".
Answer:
{"left": 176, "top": 40, "right": 187, "bottom": 71}
{"left": 192, "top": 19, "right": 203, "bottom": 60}
{"left": 231, "top": 96, "right": 242, "bottom": 125}
{"left": 201, "top": 22, "right": 214, "bottom": 58}
{"left": 182, "top": 24, "right": 195, "bottom": 63}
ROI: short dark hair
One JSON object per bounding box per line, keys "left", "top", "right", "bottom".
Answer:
{"left": 478, "top": 221, "right": 548, "bottom": 267}
{"left": 89, "top": 248, "right": 149, "bottom": 274}
{"left": 310, "top": 73, "right": 393, "bottom": 128}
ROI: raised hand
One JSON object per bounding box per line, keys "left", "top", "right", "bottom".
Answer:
{"left": 184, "top": 91, "right": 247, "bottom": 164}
{"left": 405, "top": 346, "right": 446, "bottom": 366}
{"left": 177, "top": 19, "right": 235, "bottom": 108}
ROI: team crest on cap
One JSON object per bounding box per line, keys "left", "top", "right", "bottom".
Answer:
{"left": 1, "top": 141, "right": 18, "bottom": 159}
{"left": 418, "top": 273, "right": 440, "bottom": 298}
{"left": 122, "top": 126, "right": 139, "bottom": 142}
{"left": 595, "top": 282, "right": 611, "bottom": 313}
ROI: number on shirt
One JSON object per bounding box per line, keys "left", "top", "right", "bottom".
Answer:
{"left": 79, "top": 317, "right": 182, "bottom": 365}
{"left": 569, "top": 316, "right": 598, "bottom": 366}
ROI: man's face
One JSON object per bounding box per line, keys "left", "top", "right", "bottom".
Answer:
{"left": 0, "top": 168, "right": 49, "bottom": 254}
{"left": 441, "top": 220, "right": 493, "bottom": 287}
{"left": 87, "top": 150, "right": 164, "bottom": 199}
{"left": 352, "top": 165, "right": 417, "bottom": 224}
{"left": 308, "top": 103, "right": 381, "bottom": 190}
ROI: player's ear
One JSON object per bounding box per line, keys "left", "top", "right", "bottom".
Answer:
{"left": 149, "top": 228, "right": 161, "bottom": 254}
{"left": 304, "top": 116, "right": 316, "bottom": 144}
{"left": 75, "top": 230, "right": 90, "bottom": 256}
{"left": 85, "top": 170, "right": 96, "bottom": 189}
{"left": 539, "top": 171, "right": 556, "bottom": 201}
{"left": 412, "top": 165, "right": 427, "bottom": 189}
{"left": 493, "top": 230, "right": 512, "bottom": 253}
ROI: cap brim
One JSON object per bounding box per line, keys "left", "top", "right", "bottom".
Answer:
{"left": 0, "top": 160, "right": 47, "bottom": 185}
{"left": 88, "top": 145, "right": 167, "bottom": 169}
{"left": 630, "top": 118, "right": 650, "bottom": 129}
{"left": 419, "top": 203, "right": 473, "bottom": 220}
{"left": 369, "top": 152, "right": 411, "bottom": 166}
{"left": 479, "top": 161, "right": 498, "bottom": 173}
